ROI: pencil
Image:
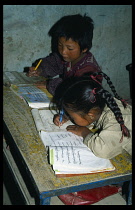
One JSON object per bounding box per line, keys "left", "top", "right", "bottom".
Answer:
{"left": 34, "top": 59, "right": 42, "bottom": 70}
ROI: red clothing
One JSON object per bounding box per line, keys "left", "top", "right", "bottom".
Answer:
{"left": 39, "top": 52, "right": 101, "bottom": 95}
{"left": 64, "top": 52, "right": 101, "bottom": 78}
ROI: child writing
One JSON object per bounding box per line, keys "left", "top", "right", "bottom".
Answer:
{"left": 52, "top": 72, "right": 132, "bottom": 159}
{"left": 26, "top": 14, "right": 102, "bottom": 95}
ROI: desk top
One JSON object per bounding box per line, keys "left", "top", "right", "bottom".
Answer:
{"left": 3, "top": 73, "right": 132, "bottom": 194}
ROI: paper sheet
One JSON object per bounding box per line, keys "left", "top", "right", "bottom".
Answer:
{"left": 49, "top": 146, "right": 115, "bottom": 173}
{"left": 40, "top": 131, "right": 84, "bottom": 147}
{"left": 31, "top": 109, "right": 74, "bottom": 132}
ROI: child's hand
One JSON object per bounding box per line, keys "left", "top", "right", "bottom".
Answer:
{"left": 66, "top": 125, "right": 91, "bottom": 138}
{"left": 26, "top": 67, "right": 42, "bottom": 77}
{"left": 53, "top": 114, "right": 68, "bottom": 127}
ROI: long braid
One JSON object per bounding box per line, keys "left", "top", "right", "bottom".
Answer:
{"left": 91, "top": 72, "right": 128, "bottom": 108}
{"left": 96, "top": 85, "right": 130, "bottom": 142}
{"left": 53, "top": 73, "right": 130, "bottom": 142}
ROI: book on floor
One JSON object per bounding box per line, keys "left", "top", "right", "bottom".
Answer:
{"left": 31, "top": 109, "right": 115, "bottom": 176}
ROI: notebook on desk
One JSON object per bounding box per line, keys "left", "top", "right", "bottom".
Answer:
{"left": 31, "top": 109, "right": 115, "bottom": 177}
{"left": 10, "top": 84, "right": 52, "bottom": 109}
{"left": 4, "top": 71, "right": 52, "bottom": 109}
{"left": 3, "top": 71, "right": 46, "bottom": 86}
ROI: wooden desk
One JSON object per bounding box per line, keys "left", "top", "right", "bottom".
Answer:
{"left": 3, "top": 74, "right": 132, "bottom": 205}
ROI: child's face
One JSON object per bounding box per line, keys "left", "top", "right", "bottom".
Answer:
{"left": 65, "top": 109, "right": 100, "bottom": 127}
{"left": 58, "top": 37, "right": 87, "bottom": 64}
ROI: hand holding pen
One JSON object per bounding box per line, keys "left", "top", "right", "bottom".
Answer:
{"left": 59, "top": 109, "right": 64, "bottom": 128}
{"left": 53, "top": 110, "right": 69, "bottom": 127}
{"left": 26, "top": 59, "right": 42, "bottom": 77}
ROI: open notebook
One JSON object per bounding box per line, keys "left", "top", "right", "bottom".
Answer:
{"left": 10, "top": 84, "right": 52, "bottom": 108}
{"left": 31, "top": 109, "right": 115, "bottom": 176}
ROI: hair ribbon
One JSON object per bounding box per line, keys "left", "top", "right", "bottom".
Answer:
{"left": 120, "top": 99, "right": 128, "bottom": 108}
{"left": 90, "top": 88, "right": 97, "bottom": 103}
{"left": 90, "top": 75, "right": 102, "bottom": 85}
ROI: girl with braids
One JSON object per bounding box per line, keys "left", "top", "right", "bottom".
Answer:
{"left": 52, "top": 72, "right": 132, "bottom": 159}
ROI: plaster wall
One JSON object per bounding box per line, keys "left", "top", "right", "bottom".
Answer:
{"left": 3, "top": 5, "right": 132, "bottom": 98}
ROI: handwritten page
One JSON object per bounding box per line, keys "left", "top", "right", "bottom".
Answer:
{"left": 49, "top": 146, "right": 115, "bottom": 173}
{"left": 31, "top": 109, "right": 74, "bottom": 132}
{"left": 40, "top": 131, "right": 115, "bottom": 174}
{"left": 40, "top": 131, "right": 84, "bottom": 147}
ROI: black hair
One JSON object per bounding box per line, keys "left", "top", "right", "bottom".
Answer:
{"left": 52, "top": 72, "right": 130, "bottom": 142}
{"left": 48, "top": 14, "right": 94, "bottom": 53}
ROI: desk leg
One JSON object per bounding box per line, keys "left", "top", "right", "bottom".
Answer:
{"left": 39, "top": 195, "right": 51, "bottom": 205}
{"left": 127, "top": 180, "right": 132, "bottom": 205}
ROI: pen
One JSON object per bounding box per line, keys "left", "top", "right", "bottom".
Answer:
{"left": 34, "top": 59, "right": 42, "bottom": 70}
{"left": 59, "top": 109, "right": 64, "bottom": 127}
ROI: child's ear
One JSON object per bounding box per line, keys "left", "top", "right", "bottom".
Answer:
{"left": 82, "top": 48, "right": 88, "bottom": 53}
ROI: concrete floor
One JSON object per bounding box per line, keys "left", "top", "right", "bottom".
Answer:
{"left": 3, "top": 183, "right": 127, "bottom": 205}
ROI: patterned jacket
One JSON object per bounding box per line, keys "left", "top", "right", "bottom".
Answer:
{"left": 39, "top": 52, "right": 102, "bottom": 95}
